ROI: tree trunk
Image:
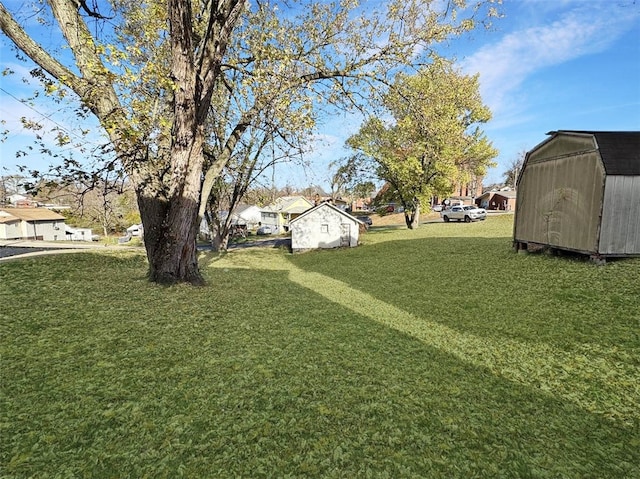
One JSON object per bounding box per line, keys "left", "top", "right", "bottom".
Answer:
{"left": 205, "top": 211, "right": 230, "bottom": 252}
{"left": 411, "top": 202, "right": 421, "bottom": 229}
{"left": 138, "top": 189, "right": 204, "bottom": 285}
{"left": 404, "top": 200, "right": 421, "bottom": 229}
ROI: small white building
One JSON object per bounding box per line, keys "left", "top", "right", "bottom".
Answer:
{"left": 289, "top": 202, "right": 363, "bottom": 252}
{"left": 126, "top": 223, "right": 143, "bottom": 236}
{"left": 65, "top": 225, "right": 95, "bottom": 241}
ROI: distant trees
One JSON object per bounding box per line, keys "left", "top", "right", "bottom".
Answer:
{"left": 502, "top": 151, "right": 526, "bottom": 189}
{"left": 329, "top": 160, "right": 376, "bottom": 209}
{"left": 0, "top": 174, "right": 26, "bottom": 204}
{"left": 344, "top": 59, "right": 497, "bottom": 229}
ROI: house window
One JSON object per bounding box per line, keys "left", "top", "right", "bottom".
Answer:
{"left": 321, "top": 224, "right": 329, "bottom": 233}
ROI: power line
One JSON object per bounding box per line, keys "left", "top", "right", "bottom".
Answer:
{"left": 0, "top": 86, "right": 98, "bottom": 144}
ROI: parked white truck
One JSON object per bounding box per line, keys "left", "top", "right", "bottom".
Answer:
{"left": 440, "top": 205, "right": 487, "bottom": 223}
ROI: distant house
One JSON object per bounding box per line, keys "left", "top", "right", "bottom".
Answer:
{"left": 7, "top": 193, "right": 27, "bottom": 205}
{"left": 126, "top": 224, "right": 143, "bottom": 237}
{"left": 64, "top": 225, "right": 95, "bottom": 241}
{"left": 231, "top": 204, "right": 262, "bottom": 229}
{"left": 9, "top": 195, "right": 38, "bottom": 208}
{"left": 290, "top": 202, "right": 363, "bottom": 252}
{"left": 514, "top": 130, "right": 640, "bottom": 260}
{"left": 261, "top": 196, "right": 314, "bottom": 233}
{"left": 477, "top": 189, "right": 517, "bottom": 211}
{"left": 431, "top": 176, "right": 484, "bottom": 207}
{"left": 0, "top": 207, "right": 66, "bottom": 241}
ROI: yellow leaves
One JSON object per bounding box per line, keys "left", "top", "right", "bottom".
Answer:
{"left": 55, "top": 131, "right": 71, "bottom": 146}
{"left": 460, "top": 19, "right": 475, "bottom": 31}
{"left": 44, "top": 82, "right": 58, "bottom": 95}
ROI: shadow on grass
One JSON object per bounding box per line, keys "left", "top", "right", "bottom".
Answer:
{"left": 203, "top": 255, "right": 638, "bottom": 477}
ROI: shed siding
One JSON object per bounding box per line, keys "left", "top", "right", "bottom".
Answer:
{"left": 528, "top": 133, "right": 596, "bottom": 162}
{"left": 515, "top": 152, "right": 604, "bottom": 253}
{"left": 599, "top": 176, "right": 640, "bottom": 255}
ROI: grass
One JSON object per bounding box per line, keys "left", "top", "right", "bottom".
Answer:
{"left": 1, "top": 214, "right": 639, "bottom": 478}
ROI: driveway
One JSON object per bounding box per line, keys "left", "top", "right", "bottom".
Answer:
{"left": 0, "top": 240, "right": 125, "bottom": 261}
{"left": 199, "top": 236, "right": 291, "bottom": 251}
{"left": 1, "top": 236, "right": 291, "bottom": 261}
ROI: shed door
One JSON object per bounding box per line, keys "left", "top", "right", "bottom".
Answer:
{"left": 340, "top": 224, "right": 350, "bottom": 247}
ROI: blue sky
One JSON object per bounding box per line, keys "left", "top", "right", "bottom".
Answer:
{"left": 2, "top": 0, "right": 639, "bottom": 189}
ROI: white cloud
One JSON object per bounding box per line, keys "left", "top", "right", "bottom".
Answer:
{"left": 461, "top": 3, "right": 640, "bottom": 116}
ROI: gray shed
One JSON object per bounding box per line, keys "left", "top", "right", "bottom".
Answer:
{"left": 514, "top": 130, "right": 640, "bottom": 260}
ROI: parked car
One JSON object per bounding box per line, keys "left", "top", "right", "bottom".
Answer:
{"left": 357, "top": 215, "right": 373, "bottom": 227}
{"left": 441, "top": 205, "right": 487, "bottom": 223}
{"left": 256, "top": 225, "right": 274, "bottom": 235}
{"left": 431, "top": 205, "right": 443, "bottom": 212}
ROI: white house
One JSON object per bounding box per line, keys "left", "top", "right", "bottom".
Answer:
{"left": 0, "top": 207, "right": 66, "bottom": 241}
{"left": 224, "top": 204, "right": 262, "bottom": 229}
{"left": 289, "top": 202, "right": 363, "bottom": 252}
{"left": 7, "top": 193, "right": 27, "bottom": 204}
{"left": 198, "top": 204, "right": 262, "bottom": 238}
{"left": 64, "top": 225, "right": 96, "bottom": 241}
{"left": 126, "top": 223, "right": 143, "bottom": 236}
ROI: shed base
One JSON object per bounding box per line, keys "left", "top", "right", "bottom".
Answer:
{"left": 512, "top": 241, "right": 631, "bottom": 265}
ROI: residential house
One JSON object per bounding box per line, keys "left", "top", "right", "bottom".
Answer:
{"left": 261, "top": 196, "right": 314, "bottom": 233}
{"left": 432, "top": 176, "right": 484, "bottom": 207}
{"left": 514, "top": 130, "right": 640, "bottom": 260}
{"left": 0, "top": 207, "right": 66, "bottom": 241}
{"left": 477, "top": 189, "right": 517, "bottom": 211}
{"left": 7, "top": 193, "right": 28, "bottom": 205}
{"left": 231, "top": 204, "right": 262, "bottom": 229}
{"left": 290, "top": 202, "right": 363, "bottom": 252}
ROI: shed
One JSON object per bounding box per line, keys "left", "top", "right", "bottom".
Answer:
{"left": 514, "top": 130, "right": 640, "bottom": 260}
{"left": 65, "top": 225, "right": 95, "bottom": 241}
{"left": 290, "top": 202, "right": 363, "bottom": 252}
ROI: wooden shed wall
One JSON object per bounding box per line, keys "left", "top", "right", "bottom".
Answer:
{"left": 599, "top": 175, "right": 640, "bottom": 255}
{"left": 515, "top": 151, "right": 605, "bottom": 253}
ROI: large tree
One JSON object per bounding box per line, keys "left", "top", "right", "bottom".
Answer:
{"left": 345, "top": 58, "right": 497, "bottom": 228}
{"left": 0, "top": 0, "right": 501, "bottom": 283}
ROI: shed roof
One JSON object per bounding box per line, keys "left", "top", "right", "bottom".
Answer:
{"left": 0, "top": 207, "right": 65, "bottom": 221}
{"left": 548, "top": 131, "right": 640, "bottom": 175}
{"left": 289, "top": 201, "right": 363, "bottom": 225}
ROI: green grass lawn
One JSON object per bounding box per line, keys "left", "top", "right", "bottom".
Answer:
{"left": 2, "top": 215, "right": 639, "bottom": 478}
